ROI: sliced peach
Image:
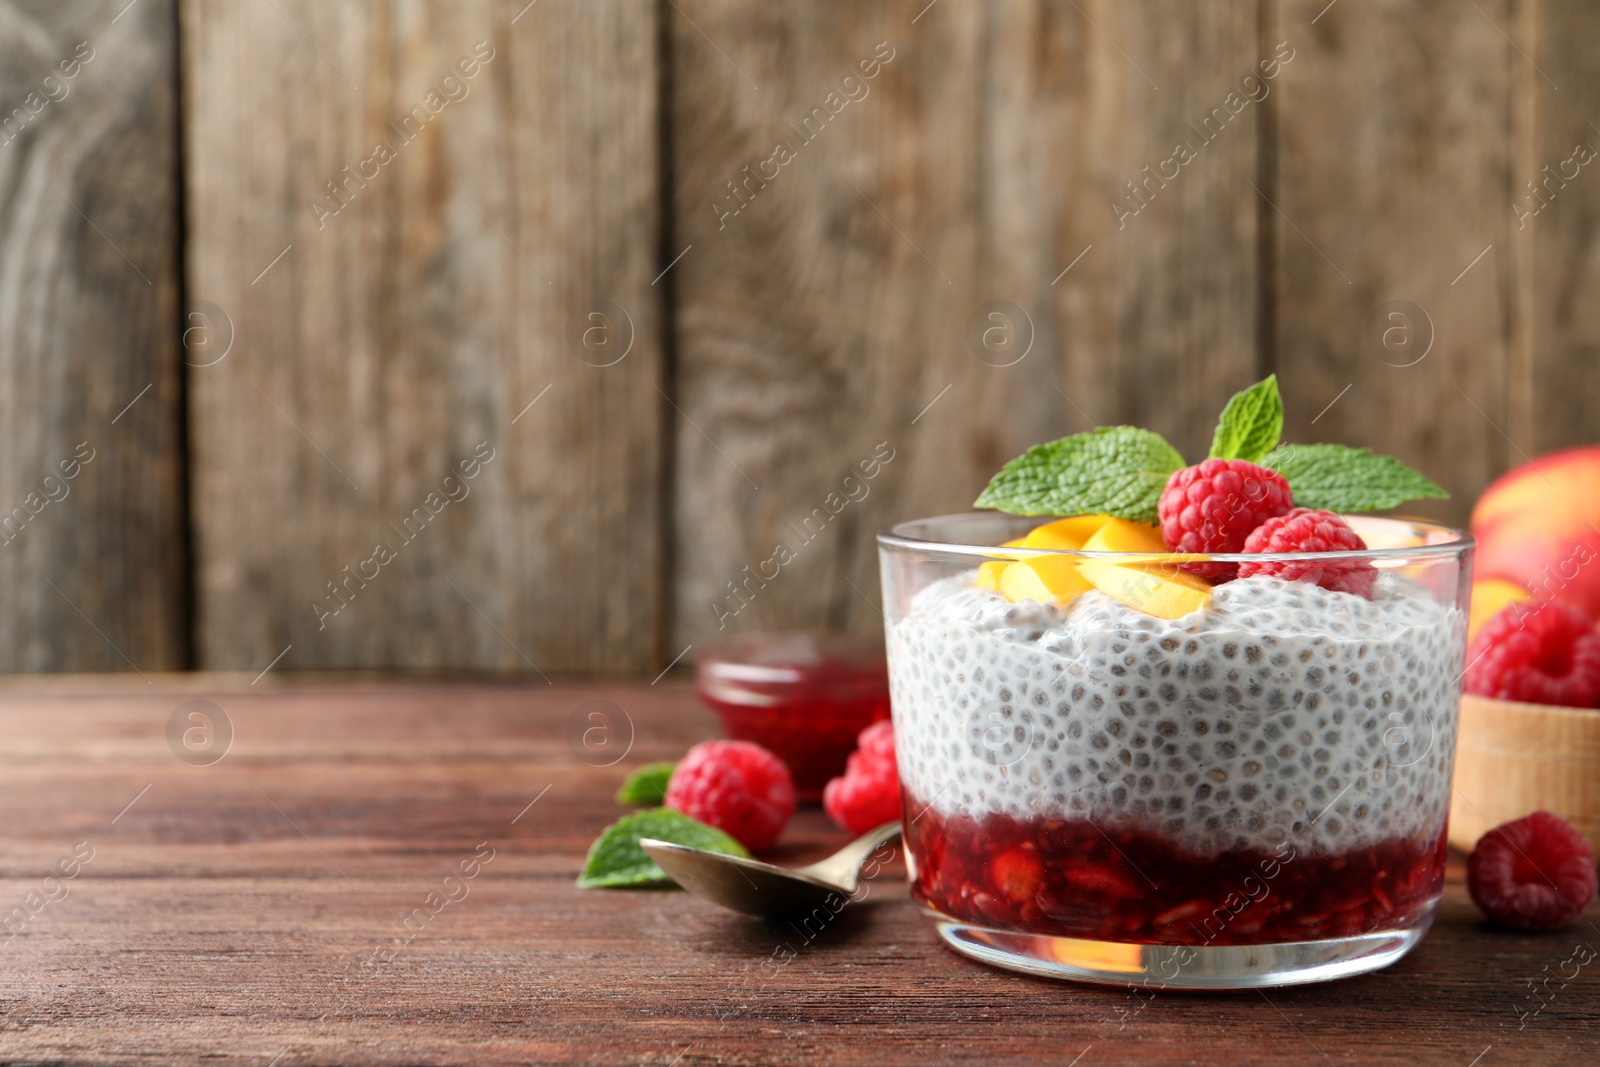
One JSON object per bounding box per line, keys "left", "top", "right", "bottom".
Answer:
{"left": 1081, "top": 517, "right": 1170, "bottom": 555}
{"left": 1080, "top": 517, "right": 1212, "bottom": 565}
{"left": 976, "top": 538, "right": 1029, "bottom": 591}
{"left": 1468, "top": 578, "right": 1532, "bottom": 640}
{"left": 1069, "top": 517, "right": 1213, "bottom": 617}
{"left": 1000, "top": 555, "right": 1093, "bottom": 605}
{"left": 1077, "top": 559, "right": 1212, "bottom": 620}
{"left": 1021, "top": 514, "right": 1115, "bottom": 551}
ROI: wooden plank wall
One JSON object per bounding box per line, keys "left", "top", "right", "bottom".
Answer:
{"left": 666, "top": 0, "right": 1263, "bottom": 649}
{"left": 0, "top": 0, "right": 186, "bottom": 673}
{"left": 5, "top": 0, "right": 1599, "bottom": 673}
{"left": 1517, "top": 0, "right": 1600, "bottom": 456}
{"left": 1270, "top": 0, "right": 1517, "bottom": 527}
{"left": 180, "top": 0, "right": 664, "bottom": 674}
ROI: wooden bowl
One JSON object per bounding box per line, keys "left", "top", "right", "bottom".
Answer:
{"left": 1449, "top": 692, "right": 1600, "bottom": 853}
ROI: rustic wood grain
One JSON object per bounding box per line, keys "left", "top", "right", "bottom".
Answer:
{"left": 667, "top": 1, "right": 1263, "bottom": 653}
{"left": 180, "top": 0, "right": 664, "bottom": 675}
{"left": 1001, "top": 0, "right": 1268, "bottom": 465}
{"left": 9, "top": 1, "right": 1598, "bottom": 679}
{"left": 0, "top": 0, "right": 186, "bottom": 671}
{"left": 663, "top": 0, "right": 983, "bottom": 649}
{"left": 0, "top": 679, "right": 1593, "bottom": 1066}
{"left": 1509, "top": 0, "right": 1600, "bottom": 459}
{"left": 1269, "top": 0, "right": 1517, "bottom": 528}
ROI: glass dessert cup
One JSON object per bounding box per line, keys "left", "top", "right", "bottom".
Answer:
{"left": 879, "top": 512, "right": 1472, "bottom": 989}
{"left": 696, "top": 632, "right": 890, "bottom": 803}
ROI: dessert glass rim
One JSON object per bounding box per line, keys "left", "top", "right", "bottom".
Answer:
{"left": 878, "top": 511, "right": 1473, "bottom": 565}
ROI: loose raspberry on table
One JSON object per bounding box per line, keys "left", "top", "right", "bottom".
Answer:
{"left": 1157, "top": 459, "right": 1294, "bottom": 580}
{"left": 663, "top": 740, "right": 795, "bottom": 851}
{"left": 1465, "top": 602, "right": 1600, "bottom": 709}
{"left": 853, "top": 717, "right": 896, "bottom": 768}
{"left": 823, "top": 720, "right": 901, "bottom": 836}
{"left": 1467, "top": 811, "right": 1598, "bottom": 931}
{"left": 1236, "top": 507, "right": 1377, "bottom": 597}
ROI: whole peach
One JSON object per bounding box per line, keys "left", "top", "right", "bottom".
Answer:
{"left": 1471, "top": 446, "right": 1600, "bottom": 620}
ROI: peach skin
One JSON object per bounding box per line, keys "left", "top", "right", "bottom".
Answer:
{"left": 1471, "top": 446, "right": 1600, "bottom": 620}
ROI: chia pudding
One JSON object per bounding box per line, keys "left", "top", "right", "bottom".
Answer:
{"left": 889, "top": 568, "right": 1468, "bottom": 946}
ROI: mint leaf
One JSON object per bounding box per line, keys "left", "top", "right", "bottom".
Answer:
{"left": 577, "top": 808, "right": 749, "bottom": 889}
{"left": 616, "top": 762, "right": 675, "bottom": 805}
{"left": 974, "top": 427, "right": 1185, "bottom": 522}
{"left": 1262, "top": 443, "right": 1448, "bottom": 512}
{"left": 1208, "top": 375, "right": 1283, "bottom": 463}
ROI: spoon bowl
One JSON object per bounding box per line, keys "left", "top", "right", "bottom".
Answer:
{"left": 641, "top": 821, "right": 901, "bottom": 919}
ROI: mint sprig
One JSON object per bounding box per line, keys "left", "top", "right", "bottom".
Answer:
{"left": 974, "top": 426, "right": 1184, "bottom": 522}
{"left": 616, "top": 762, "right": 675, "bottom": 806}
{"left": 1208, "top": 375, "right": 1283, "bottom": 464}
{"left": 577, "top": 808, "right": 749, "bottom": 889}
{"left": 975, "top": 379, "right": 1447, "bottom": 522}
{"left": 1262, "top": 443, "right": 1447, "bottom": 512}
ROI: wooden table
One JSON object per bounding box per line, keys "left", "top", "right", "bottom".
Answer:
{"left": 0, "top": 679, "right": 1595, "bottom": 1066}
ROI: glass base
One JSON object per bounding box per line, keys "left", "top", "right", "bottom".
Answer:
{"left": 930, "top": 907, "right": 1434, "bottom": 990}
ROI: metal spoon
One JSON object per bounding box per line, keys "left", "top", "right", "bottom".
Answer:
{"left": 640, "top": 821, "right": 902, "bottom": 919}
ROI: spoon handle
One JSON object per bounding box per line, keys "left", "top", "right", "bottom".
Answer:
{"left": 801, "top": 820, "right": 902, "bottom": 889}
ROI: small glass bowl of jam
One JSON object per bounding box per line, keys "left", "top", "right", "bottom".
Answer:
{"left": 695, "top": 632, "right": 891, "bottom": 803}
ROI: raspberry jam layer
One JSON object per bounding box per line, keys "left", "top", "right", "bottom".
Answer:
{"left": 905, "top": 799, "right": 1448, "bottom": 946}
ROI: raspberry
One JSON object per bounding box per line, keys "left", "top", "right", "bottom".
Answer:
{"left": 823, "top": 721, "right": 901, "bottom": 835}
{"left": 1157, "top": 459, "right": 1294, "bottom": 580}
{"left": 1236, "top": 507, "right": 1377, "bottom": 597}
{"left": 663, "top": 740, "right": 795, "bottom": 851}
{"left": 1465, "top": 602, "right": 1600, "bottom": 708}
{"left": 855, "top": 717, "right": 896, "bottom": 766}
{"left": 1467, "top": 811, "right": 1597, "bottom": 931}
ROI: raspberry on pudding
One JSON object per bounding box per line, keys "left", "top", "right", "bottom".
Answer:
{"left": 1159, "top": 459, "right": 1293, "bottom": 581}
{"left": 1240, "top": 508, "right": 1378, "bottom": 598}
